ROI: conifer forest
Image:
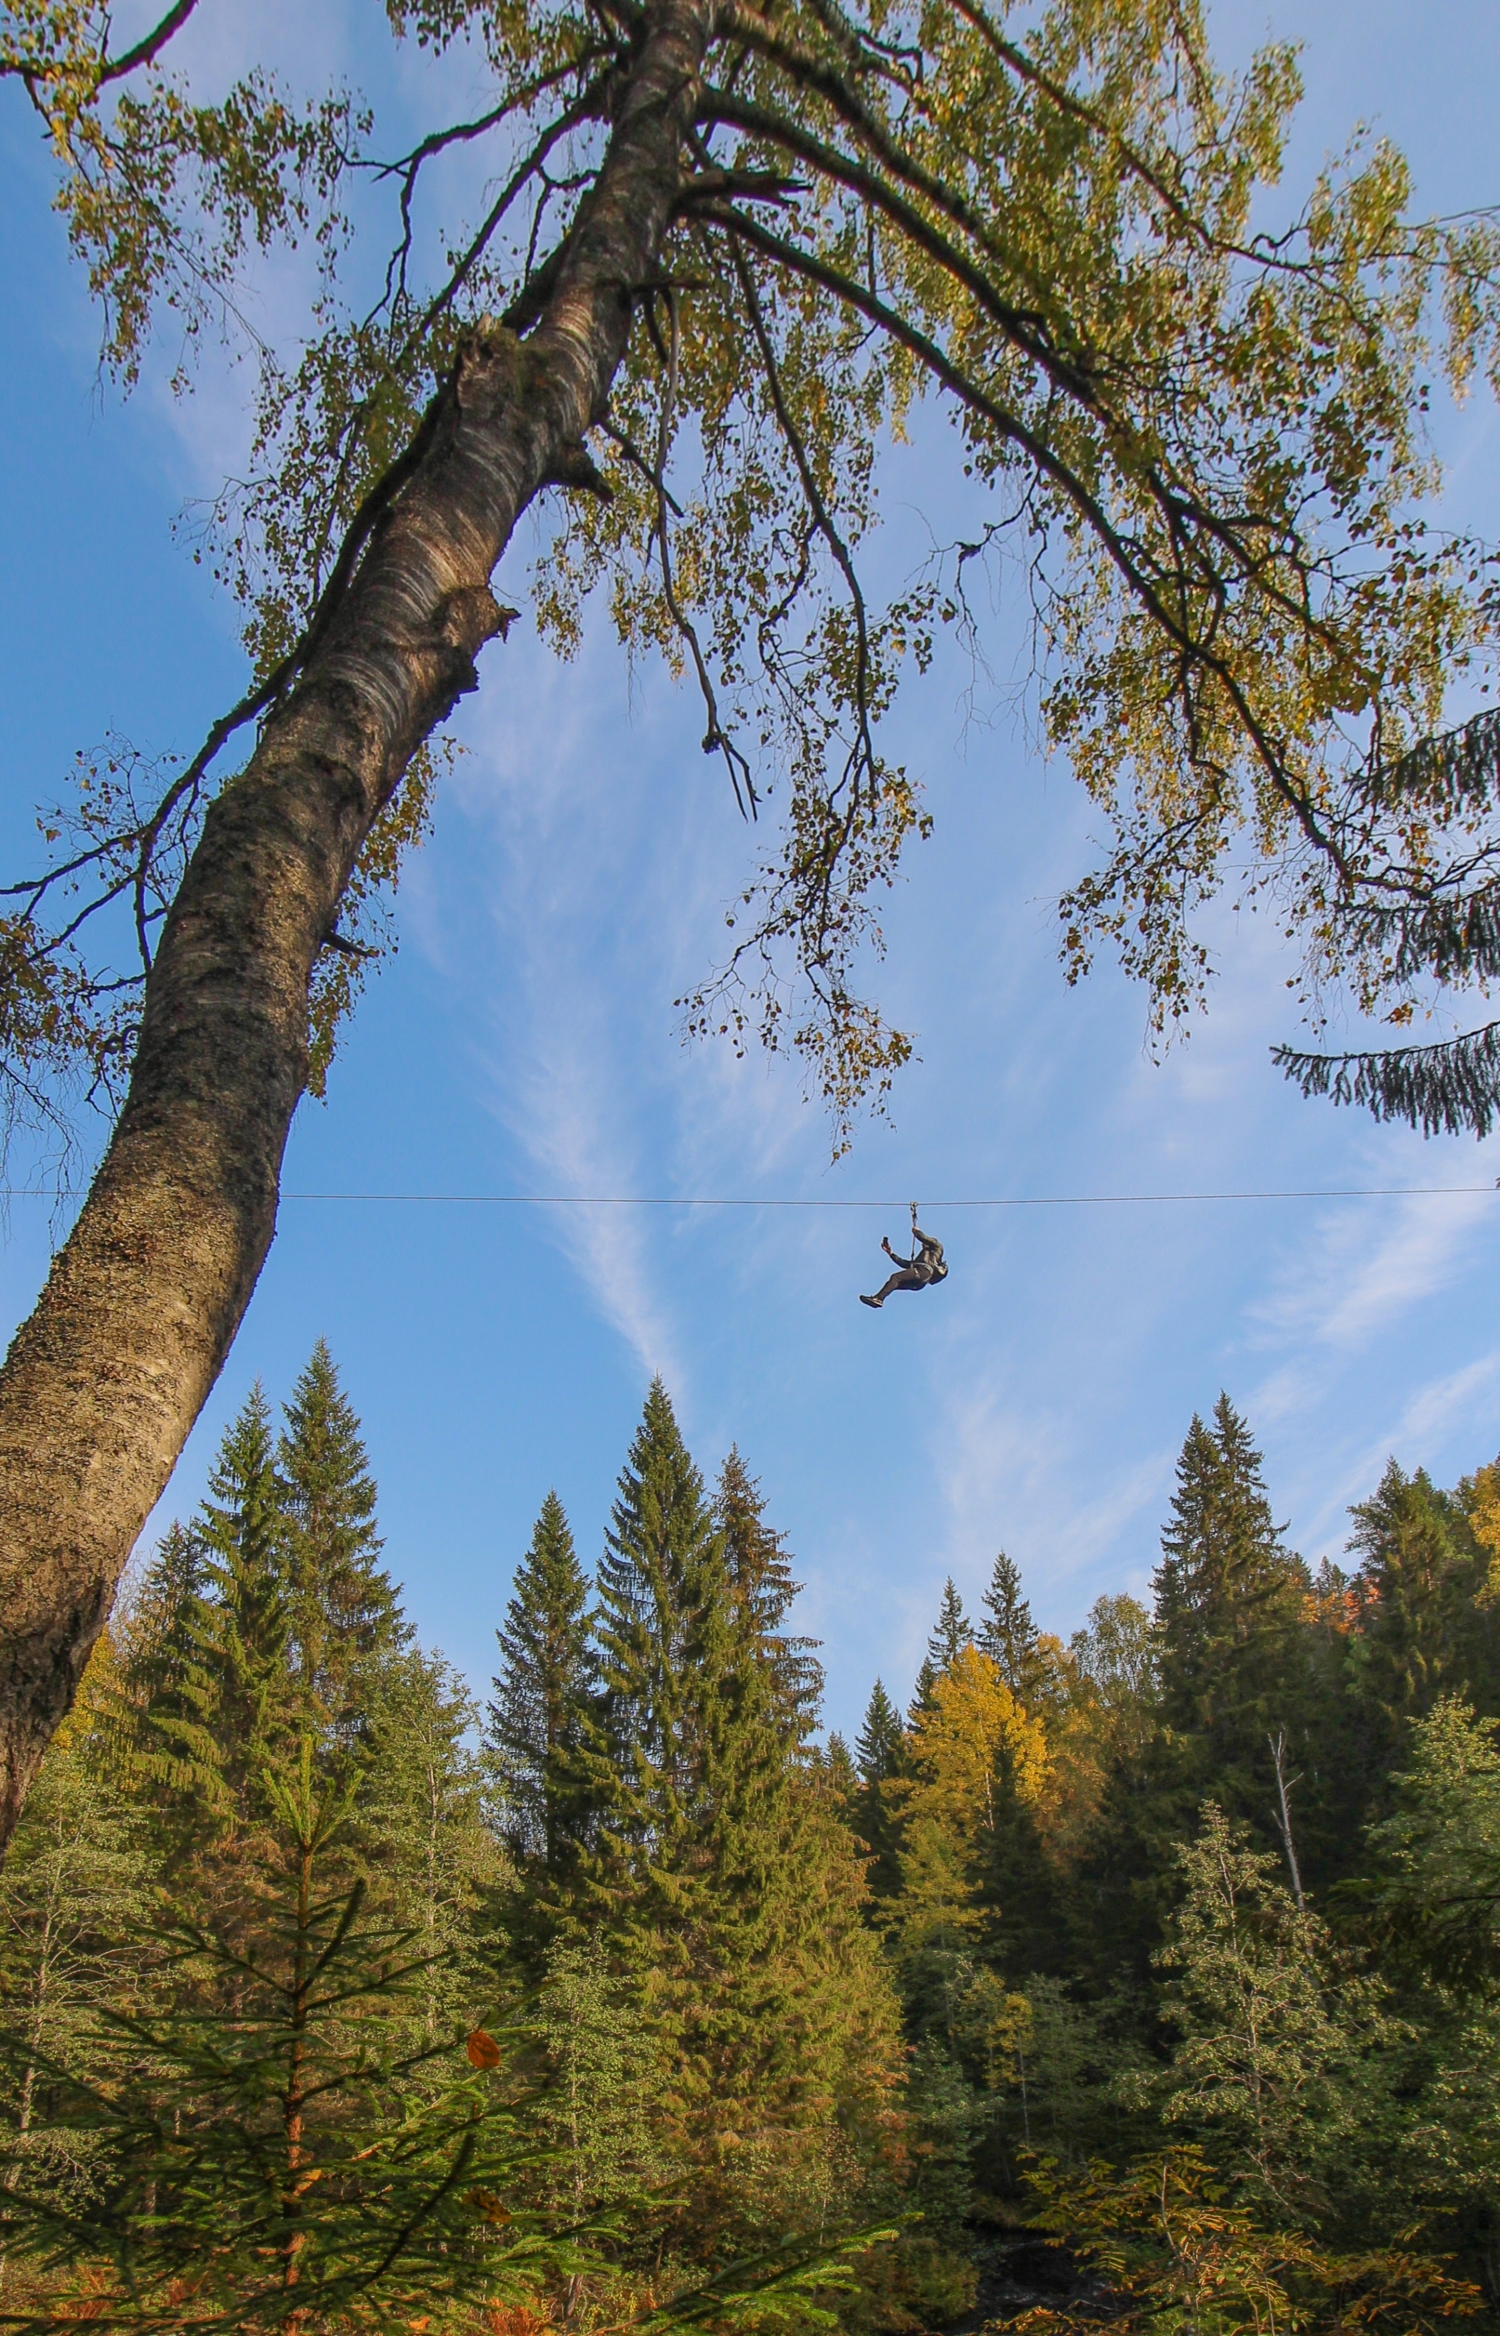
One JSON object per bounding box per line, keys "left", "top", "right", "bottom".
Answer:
{"left": 8, "top": 1351, "right": 1500, "bottom": 2335}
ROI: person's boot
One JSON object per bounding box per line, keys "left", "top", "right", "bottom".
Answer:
{"left": 860, "top": 1293, "right": 882, "bottom": 1308}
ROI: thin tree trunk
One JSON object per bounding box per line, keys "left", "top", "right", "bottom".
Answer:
{"left": 0, "top": 0, "right": 714, "bottom": 1849}
{"left": 0, "top": 1847, "right": 61, "bottom": 2292}
{"left": 1267, "top": 1729, "right": 1305, "bottom": 1913}
{"left": 283, "top": 1836, "right": 314, "bottom": 2306}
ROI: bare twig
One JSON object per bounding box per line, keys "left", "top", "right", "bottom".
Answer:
{"left": 1268, "top": 1730, "right": 1306, "bottom": 1913}
{"left": 645, "top": 287, "right": 759, "bottom": 817}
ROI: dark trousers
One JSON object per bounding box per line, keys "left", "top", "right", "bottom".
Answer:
{"left": 871, "top": 1265, "right": 931, "bottom": 1301}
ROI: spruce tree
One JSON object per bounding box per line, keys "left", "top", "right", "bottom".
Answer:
{"left": 1153, "top": 1397, "right": 1311, "bottom": 1819}
{"left": 112, "top": 1523, "right": 207, "bottom": 1818}
{"left": 979, "top": 1552, "right": 1041, "bottom": 1698}
{"left": 1291, "top": 1466, "right": 1500, "bottom": 1873}
{"left": 1362, "top": 1696, "right": 1500, "bottom": 1994}
{"left": 978, "top": 1753, "right": 1069, "bottom": 1984}
{"left": 1160, "top": 1805, "right": 1381, "bottom": 2224}
{"left": 580, "top": 1386, "right": 902, "bottom": 2250}
{"left": 0, "top": 1357, "right": 570, "bottom": 2329}
{"left": 124, "top": 1370, "right": 420, "bottom": 1929}
{"left": 853, "top": 1679, "right": 907, "bottom": 1901}
{"left": 1349, "top": 1463, "right": 1492, "bottom": 1743}
{"left": 928, "top": 1578, "right": 973, "bottom": 1674}
{"left": 584, "top": 1379, "right": 724, "bottom": 1888}
{"left": 1289, "top": 1560, "right": 1392, "bottom": 1895}
{"left": 1072, "top": 1402, "right": 1308, "bottom": 1987}
{"left": 0, "top": 1738, "right": 564, "bottom": 2334}
{"left": 532, "top": 1938, "right": 665, "bottom": 2223}
{"left": 115, "top": 1393, "right": 296, "bottom": 1852}
{"left": 278, "top": 1341, "right": 408, "bottom": 1738}
{"left": 823, "top": 1732, "right": 859, "bottom": 1803}
{"left": 716, "top": 1448, "right": 822, "bottom": 1739}
{"left": 856, "top": 1679, "right": 905, "bottom": 1782}
{"left": 486, "top": 1492, "right": 595, "bottom": 1954}
{"left": 166, "top": 1384, "right": 297, "bottom": 1848}
{"left": 125, "top": 1361, "right": 417, "bottom": 1850}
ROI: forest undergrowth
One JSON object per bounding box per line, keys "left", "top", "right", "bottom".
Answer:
{"left": 4, "top": 1360, "right": 1499, "bottom": 2336}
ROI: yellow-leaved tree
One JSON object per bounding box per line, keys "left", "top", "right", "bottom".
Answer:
{"left": 892, "top": 1645, "right": 1049, "bottom": 1952}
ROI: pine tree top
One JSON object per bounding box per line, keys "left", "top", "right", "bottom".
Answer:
{"left": 979, "top": 1551, "right": 1039, "bottom": 1693}
{"left": 200, "top": 1382, "right": 281, "bottom": 1571}
{"left": 1348, "top": 1459, "right": 1470, "bottom": 1585}
{"left": 715, "top": 1446, "right": 823, "bottom": 1734}
{"left": 1151, "top": 1395, "right": 1311, "bottom": 1753}
{"left": 497, "top": 1497, "right": 589, "bottom": 1666}
{"left": 590, "top": 1380, "right": 726, "bottom": 1866}
{"left": 717, "top": 1447, "right": 800, "bottom": 1627}
{"left": 280, "top": 1340, "right": 408, "bottom": 1691}
{"left": 600, "top": 1378, "right": 718, "bottom": 1613}
{"left": 1154, "top": 1396, "right": 1302, "bottom": 1621}
{"left": 927, "top": 1577, "right": 973, "bottom": 1673}
{"left": 822, "top": 1731, "right": 859, "bottom": 1803}
{"left": 855, "top": 1679, "right": 905, "bottom": 1783}
{"left": 117, "top": 1354, "right": 418, "bottom": 1857}
{"left": 487, "top": 1489, "right": 595, "bottom": 1879}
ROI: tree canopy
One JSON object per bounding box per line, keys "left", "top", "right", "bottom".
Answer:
{"left": 5, "top": 0, "right": 1500, "bottom": 1127}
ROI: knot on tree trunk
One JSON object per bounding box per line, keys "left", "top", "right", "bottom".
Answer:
{"left": 454, "top": 322, "right": 525, "bottom": 420}
{"left": 422, "top": 586, "right": 516, "bottom": 721}
{"left": 436, "top": 585, "right": 515, "bottom": 656}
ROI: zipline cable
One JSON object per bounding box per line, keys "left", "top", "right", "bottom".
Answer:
{"left": 2, "top": 1185, "right": 1498, "bottom": 1209}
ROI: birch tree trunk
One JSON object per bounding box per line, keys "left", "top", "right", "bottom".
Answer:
{"left": 0, "top": 0, "right": 714, "bottom": 1849}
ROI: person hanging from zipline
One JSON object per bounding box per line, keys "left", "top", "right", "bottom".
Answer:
{"left": 860, "top": 1205, "right": 948, "bottom": 1308}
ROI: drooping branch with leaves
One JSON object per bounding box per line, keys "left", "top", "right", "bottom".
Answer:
{"left": 0, "top": 0, "right": 1498, "bottom": 1842}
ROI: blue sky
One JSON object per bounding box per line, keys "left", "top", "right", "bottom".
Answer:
{"left": 3, "top": 0, "right": 1500, "bottom": 1741}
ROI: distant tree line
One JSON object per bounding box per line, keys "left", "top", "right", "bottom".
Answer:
{"left": 5, "top": 1366, "right": 1500, "bottom": 2331}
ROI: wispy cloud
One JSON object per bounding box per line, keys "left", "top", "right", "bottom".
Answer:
{"left": 1290, "top": 1348, "right": 1500, "bottom": 1560}
{"left": 462, "top": 653, "right": 688, "bottom": 1385}
{"left": 1251, "top": 1187, "right": 1495, "bottom": 1352}
{"left": 935, "top": 1374, "right": 1171, "bottom": 1625}
{"left": 508, "top": 1039, "right": 684, "bottom": 1388}
{"left": 450, "top": 624, "right": 805, "bottom": 1391}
